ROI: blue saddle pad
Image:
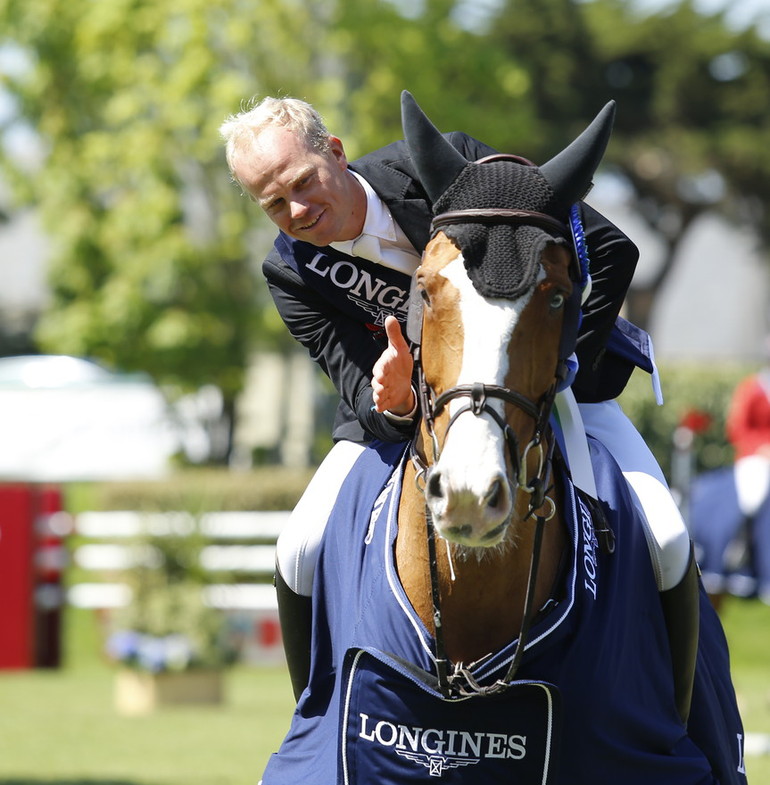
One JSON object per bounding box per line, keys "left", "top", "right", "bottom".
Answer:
{"left": 262, "top": 437, "right": 748, "bottom": 785}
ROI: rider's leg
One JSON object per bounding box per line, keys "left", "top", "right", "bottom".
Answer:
{"left": 580, "top": 398, "right": 699, "bottom": 722}
{"left": 734, "top": 454, "right": 770, "bottom": 517}
{"left": 274, "top": 439, "right": 366, "bottom": 701}
{"left": 274, "top": 569, "right": 313, "bottom": 702}
{"left": 728, "top": 455, "right": 770, "bottom": 597}
{"left": 579, "top": 399, "right": 691, "bottom": 591}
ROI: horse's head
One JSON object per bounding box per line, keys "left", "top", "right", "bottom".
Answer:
{"left": 402, "top": 91, "right": 614, "bottom": 549}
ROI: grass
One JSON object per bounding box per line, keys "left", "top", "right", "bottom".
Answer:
{"left": 0, "top": 664, "right": 294, "bottom": 785}
{"left": 717, "top": 597, "right": 770, "bottom": 783}
{"left": 0, "top": 599, "right": 767, "bottom": 783}
{"left": 0, "top": 609, "right": 296, "bottom": 785}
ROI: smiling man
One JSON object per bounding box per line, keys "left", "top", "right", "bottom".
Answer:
{"left": 237, "top": 123, "right": 367, "bottom": 247}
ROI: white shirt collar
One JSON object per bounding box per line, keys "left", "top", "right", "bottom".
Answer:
{"left": 329, "top": 171, "right": 420, "bottom": 274}
{"left": 345, "top": 170, "right": 397, "bottom": 242}
{"left": 330, "top": 173, "right": 403, "bottom": 249}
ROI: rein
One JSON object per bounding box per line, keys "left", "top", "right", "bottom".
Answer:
{"left": 411, "top": 346, "right": 558, "bottom": 698}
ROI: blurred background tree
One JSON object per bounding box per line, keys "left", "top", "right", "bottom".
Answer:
{"left": 0, "top": 0, "right": 768, "bottom": 462}
{"left": 481, "top": 0, "right": 770, "bottom": 329}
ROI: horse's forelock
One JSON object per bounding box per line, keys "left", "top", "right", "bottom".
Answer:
{"left": 432, "top": 160, "right": 567, "bottom": 300}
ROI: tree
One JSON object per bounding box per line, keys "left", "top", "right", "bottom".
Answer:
{"left": 3, "top": 0, "right": 768, "bottom": 465}
{"left": 485, "top": 0, "right": 770, "bottom": 330}
{"left": 0, "top": 0, "right": 539, "bottom": 463}
{"left": 592, "top": 0, "right": 770, "bottom": 329}
{"left": 315, "top": 0, "right": 540, "bottom": 157}
{"left": 0, "top": 0, "right": 344, "bottom": 461}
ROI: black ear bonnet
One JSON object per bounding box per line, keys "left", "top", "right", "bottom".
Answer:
{"left": 401, "top": 91, "right": 613, "bottom": 377}
{"left": 431, "top": 156, "right": 570, "bottom": 301}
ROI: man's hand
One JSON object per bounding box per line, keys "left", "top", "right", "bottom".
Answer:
{"left": 372, "top": 316, "right": 415, "bottom": 415}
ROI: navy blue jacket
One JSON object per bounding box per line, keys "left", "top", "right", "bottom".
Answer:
{"left": 263, "top": 133, "right": 640, "bottom": 444}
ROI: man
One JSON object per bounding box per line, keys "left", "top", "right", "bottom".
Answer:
{"left": 220, "top": 95, "right": 691, "bottom": 701}
{"left": 726, "top": 339, "right": 770, "bottom": 515}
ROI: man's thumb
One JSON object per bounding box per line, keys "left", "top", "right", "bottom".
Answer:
{"left": 385, "top": 315, "right": 406, "bottom": 349}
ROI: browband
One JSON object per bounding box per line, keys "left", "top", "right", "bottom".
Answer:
{"left": 431, "top": 208, "right": 570, "bottom": 241}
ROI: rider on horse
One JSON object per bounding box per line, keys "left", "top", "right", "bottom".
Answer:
{"left": 223, "top": 91, "right": 746, "bottom": 785}
{"left": 220, "top": 92, "right": 692, "bottom": 702}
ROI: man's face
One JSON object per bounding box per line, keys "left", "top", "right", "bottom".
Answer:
{"left": 235, "top": 125, "right": 365, "bottom": 246}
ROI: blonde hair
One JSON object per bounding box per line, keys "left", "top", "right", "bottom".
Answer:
{"left": 219, "top": 96, "right": 331, "bottom": 187}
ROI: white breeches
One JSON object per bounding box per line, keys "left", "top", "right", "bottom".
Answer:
{"left": 276, "top": 399, "right": 691, "bottom": 596}
{"left": 275, "top": 439, "right": 367, "bottom": 596}
{"left": 578, "top": 400, "right": 691, "bottom": 591}
{"left": 734, "top": 454, "right": 770, "bottom": 517}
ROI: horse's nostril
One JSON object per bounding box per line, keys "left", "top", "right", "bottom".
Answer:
{"left": 485, "top": 478, "right": 509, "bottom": 511}
{"left": 487, "top": 479, "right": 501, "bottom": 508}
{"left": 447, "top": 524, "right": 472, "bottom": 539}
{"left": 427, "top": 470, "right": 443, "bottom": 500}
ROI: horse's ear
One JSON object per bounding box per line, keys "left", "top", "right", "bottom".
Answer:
{"left": 401, "top": 90, "right": 469, "bottom": 202}
{"left": 540, "top": 101, "right": 616, "bottom": 207}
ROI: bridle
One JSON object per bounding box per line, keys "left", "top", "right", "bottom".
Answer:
{"left": 414, "top": 378, "right": 558, "bottom": 517}
{"left": 406, "top": 195, "right": 581, "bottom": 698}
{"left": 407, "top": 199, "right": 577, "bottom": 513}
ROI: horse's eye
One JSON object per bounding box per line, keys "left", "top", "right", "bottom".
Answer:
{"left": 420, "top": 288, "right": 432, "bottom": 307}
{"left": 550, "top": 292, "right": 566, "bottom": 310}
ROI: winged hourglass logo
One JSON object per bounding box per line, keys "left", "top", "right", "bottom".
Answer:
{"left": 395, "top": 749, "right": 480, "bottom": 777}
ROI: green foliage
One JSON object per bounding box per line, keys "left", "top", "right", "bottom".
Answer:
{"left": 2, "top": 0, "right": 770, "bottom": 464}
{"left": 73, "top": 465, "right": 315, "bottom": 513}
{"left": 0, "top": 0, "right": 312, "bottom": 399}
{"left": 618, "top": 362, "right": 755, "bottom": 479}
{"left": 484, "top": 0, "right": 770, "bottom": 329}
{"left": 0, "top": 0, "right": 537, "bottom": 421}
{"left": 317, "top": 0, "right": 539, "bottom": 158}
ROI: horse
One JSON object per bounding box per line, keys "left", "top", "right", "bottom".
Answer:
{"left": 260, "top": 92, "right": 747, "bottom": 785}
{"left": 689, "top": 463, "right": 770, "bottom": 611}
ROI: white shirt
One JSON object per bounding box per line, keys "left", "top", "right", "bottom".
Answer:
{"left": 329, "top": 171, "right": 421, "bottom": 276}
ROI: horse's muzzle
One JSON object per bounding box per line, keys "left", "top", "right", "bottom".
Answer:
{"left": 425, "top": 467, "right": 514, "bottom": 547}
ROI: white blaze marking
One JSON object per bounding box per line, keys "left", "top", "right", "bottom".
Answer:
{"left": 431, "top": 256, "right": 539, "bottom": 511}
{"left": 440, "top": 256, "right": 533, "bottom": 398}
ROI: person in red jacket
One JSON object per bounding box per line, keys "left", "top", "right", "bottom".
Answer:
{"left": 726, "top": 342, "right": 770, "bottom": 517}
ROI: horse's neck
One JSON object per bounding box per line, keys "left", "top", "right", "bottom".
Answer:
{"left": 396, "top": 455, "right": 568, "bottom": 667}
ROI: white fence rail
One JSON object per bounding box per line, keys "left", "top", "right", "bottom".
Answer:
{"left": 68, "top": 510, "right": 288, "bottom": 612}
